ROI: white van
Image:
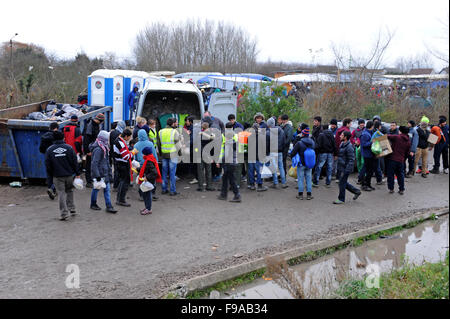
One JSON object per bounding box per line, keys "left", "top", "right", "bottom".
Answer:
{"left": 136, "top": 82, "right": 205, "bottom": 129}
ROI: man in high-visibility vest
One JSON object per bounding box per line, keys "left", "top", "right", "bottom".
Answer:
{"left": 148, "top": 119, "right": 158, "bottom": 149}
{"left": 158, "top": 118, "right": 181, "bottom": 196}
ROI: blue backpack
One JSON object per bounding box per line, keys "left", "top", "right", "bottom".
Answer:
{"left": 303, "top": 146, "right": 316, "bottom": 169}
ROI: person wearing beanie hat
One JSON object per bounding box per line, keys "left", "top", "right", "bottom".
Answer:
{"left": 70, "top": 115, "right": 78, "bottom": 122}
{"left": 253, "top": 112, "right": 267, "bottom": 128}
{"left": 405, "top": 120, "right": 419, "bottom": 177}
{"left": 413, "top": 119, "right": 431, "bottom": 177}
{"left": 83, "top": 113, "right": 104, "bottom": 187}
{"left": 420, "top": 115, "right": 430, "bottom": 124}
{"left": 329, "top": 119, "right": 338, "bottom": 137}
{"left": 138, "top": 146, "right": 162, "bottom": 215}
{"left": 290, "top": 126, "right": 316, "bottom": 200}
{"left": 430, "top": 118, "right": 448, "bottom": 174}
{"left": 45, "top": 129, "right": 81, "bottom": 220}
{"left": 90, "top": 130, "right": 117, "bottom": 214}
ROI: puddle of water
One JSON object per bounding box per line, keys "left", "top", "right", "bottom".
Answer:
{"left": 223, "top": 215, "right": 449, "bottom": 299}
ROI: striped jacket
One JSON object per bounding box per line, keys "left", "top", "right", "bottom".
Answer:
{"left": 113, "top": 137, "right": 133, "bottom": 164}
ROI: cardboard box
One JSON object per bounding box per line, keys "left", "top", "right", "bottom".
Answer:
{"left": 427, "top": 133, "right": 439, "bottom": 145}
{"left": 374, "top": 135, "right": 392, "bottom": 158}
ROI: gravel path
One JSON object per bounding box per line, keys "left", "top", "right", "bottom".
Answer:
{"left": 0, "top": 171, "right": 448, "bottom": 298}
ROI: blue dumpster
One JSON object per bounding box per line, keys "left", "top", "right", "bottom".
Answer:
{"left": 0, "top": 100, "right": 112, "bottom": 179}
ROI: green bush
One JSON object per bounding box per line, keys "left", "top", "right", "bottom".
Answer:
{"left": 362, "top": 102, "right": 386, "bottom": 120}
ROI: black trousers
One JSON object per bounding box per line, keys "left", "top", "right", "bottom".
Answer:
{"left": 116, "top": 162, "right": 130, "bottom": 203}
{"left": 85, "top": 155, "right": 92, "bottom": 183}
{"left": 282, "top": 149, "right": 289, "bottom": 175}
{"left": 363, "top": 157, "right": 377, "bottom": 187}
{"left": 221, "top": 164, "right": 239, "bottom": 197}
{"left": 338, "top": 171, "right": 360, "bottom": 202}
{"left": 387, "top": 160, "right": 405, "bottom": 191}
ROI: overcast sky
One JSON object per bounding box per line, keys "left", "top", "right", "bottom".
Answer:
{"left": 1, "top": 0, "right": 448, "bottom": 70}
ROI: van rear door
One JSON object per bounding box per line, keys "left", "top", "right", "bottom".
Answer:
{"left": 208, "top": 92, "right": 238, "bottom": 124}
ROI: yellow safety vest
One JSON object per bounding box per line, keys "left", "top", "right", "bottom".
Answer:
{"left": 149, "top": 128, "right": 158, "bottom": 146}
{"left": 220, "top": 134, "right": 238, "bottom": 160}
{"left": 159, "top": 128, "right": 176, "bottom": 153}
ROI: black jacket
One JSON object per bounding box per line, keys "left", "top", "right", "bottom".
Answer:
{"left": 45, "top": 140, "right": 80, "bottom": 179}
{"left": 312, "top": 125, "right": 323, "bottom": 141}
{"left": 109, "top": 129, "right": 121, "bottom": 163}
{"left": 416, "top": 127, "right": 430, "bottom": 149}
{"left": 316, "top": 130, "right": 336, "bottom": 154}
{"left": 337, "top": 141, "right": 355, "bottom": 174}
{"left": 39, "top": 131, "right": 55, "bottom": 154}
{"left": 83, "top": 119, "right": 100, "bottom": 154}
{"left": 282, "top": 123, "right": 293, "bottom": 151}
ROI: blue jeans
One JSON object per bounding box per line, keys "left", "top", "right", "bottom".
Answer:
{"left": 297, "top": 166, "right": 312, "bottom": 193}
{"left": 313, "top": 153, "right": 333, "bottom": 185}
{"left": 248, "top": 161, "right": 263, "bottom": 185}
{"left": 269, "top": 153, "right": 286, "bottom": 185}
{"left": 91, "top": 182, "right": 112, "bottom": 208}
{"left": 162, "top": 158, "right": 178, "bottom": 193}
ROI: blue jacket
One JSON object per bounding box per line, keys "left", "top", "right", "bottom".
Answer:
{"left": 134, "top": 129, "right": 158, "bottom": 165}
{"left": 128, "top": 90, "right": 139, "bottom": 108}
{"left": 408, "top": 127, "right": 419, "bottom": 153}
{"left": 360, "top": 129, "right": 374, "bottom": 158}
{"left": 232, "top": 121, "right": 244, "bottom": 131}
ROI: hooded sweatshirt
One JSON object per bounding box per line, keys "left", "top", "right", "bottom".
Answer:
{"left": 134, "top": 129, "right": 158, "bottom": 165}
{"left": 387, "top": 133, "right": 411, "bottom": 163}
{"left": 90, "top": 131, "right": 112, "bottom": 183}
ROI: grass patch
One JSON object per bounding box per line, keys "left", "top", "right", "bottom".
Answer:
{"left": 335, "top": 251, "right": 449, "bottom": 299}
{"left": 184, "top": 268, "right": 267, "bottom": 299}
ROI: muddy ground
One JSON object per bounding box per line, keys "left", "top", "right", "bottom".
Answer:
{"left": 0, "top": 169, "right": 448, "bottom": 298}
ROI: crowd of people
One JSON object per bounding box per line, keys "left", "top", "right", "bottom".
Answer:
{"left": 40, "top": 110, "right": 449, "bottom": 221}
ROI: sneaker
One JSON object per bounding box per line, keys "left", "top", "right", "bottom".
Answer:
{"left": 325, "top": 184, "right": 331, "bottom": 188}
{"left": 249, "top": 185, "right": 256, "bottom": 191}
{"left": 444, "top": 168, "right": 449, "bottom": 174}
{"left": 416, "top": 168, "right": 422, "bottom": 174}
{"left": 47, "top": 189, "right": 56, "bottom": 200}
{"left": 269, "top": 184, "right": 279, "bottom": 189}
{"left": 90, "top": 204, "right": 102, "bottom": 210}
{"left": 161, "top": 190, "right": 169, "bottom": 195}
{"left": 140, "top": 209, "right": 152, "bottom": 215}
{"left": 152, "top": 195, "right": 159, "bottom": 201}
{"left": 59, "top": 215, "right": 69, "bottom": 221}
{"left": 197, "top": 187, "right": 206, "bottom": 192}
{"left": 217, "top": 194, "right": 227, "bottom": 200}
{"left": 425, "top": 170, "right": 430, "bottom": 175}
{"left": 116, "top": 201, "right": 131, "bottom": 207}
{"left": 389, "top": 189, "right": 394, "bottom": 194}
{"left": 405, "top": 173, "right": 412, "bottom": 179}
{"left": 333, "top": 200, "right": 344, "bottom": 204}
{"left": 106, "top": 207, "right": 117, "bottom": 214}
{"left": 206, "top": 187, "right": 216, "bottom": 191}
{"left": 369, "top": 186, "right": 376, "bottom": 191}
{"left": 376, "top": 181, "right": 385, "bottom": 185}
{"left": 421, "top": 173, "right": 427, "bottom": 178}
{"left": 257, "top": 185, "right": 268, "bottom": 192}
{"left": 175, "top": 175, "right": 180, "bottom": 181}
{"left": 362, "top": 186, "right": 372, "bottom": 192}
{"left": 335, "top": 179, "right": 340, "bottom": 183}
{"left": 398, "top": 190, "right": 404, "bottom": 195}
{"left": 281, "top": 184, "right": 289, "bottom": 189}
{"left": 296, "top": 193, "right": 304, "bottom": 200}
{"left": 169, "top": 192, "right": 179, "bottom": 196}
{"left": 353, "top": 191, "right": 361, "bottom": 200}
{"left": 312, "top": 183, "right": 319, "bottom": 188}
{"left": 70, "top": 211, "right": 77, "bottom": 216}
{"left": 430, "top": 169, "right": 439, "bottom": 174}
{"left": 189, "top": 178, "right": 199, "bottom": 184}
{"left": 306, "top": 193, "right": 313, "bottom": 200}
{"left": 230, "top": 196, "right": 242, "bottom": 203}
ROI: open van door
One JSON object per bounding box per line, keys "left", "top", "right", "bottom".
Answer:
{"left": 207, "top": 92, "right": 238, "bottom": 124}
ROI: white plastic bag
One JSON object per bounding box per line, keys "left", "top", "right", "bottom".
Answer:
{"left": 73, "top": 177, "right": 84, "bottom": 190}
{"left": 132, "top": 160, "right": 140, "bottom": 169}
{"left": 76, "top": 153, "right": 82, "bottom": 164}
{"left": 260, "top": 162, "right": 273, "bottom": 179}
{"left": 139, "top": 181, "right": 154, "bottom": 192}
{"left": 93, "top": 178, "right": 106, "bottom": 190}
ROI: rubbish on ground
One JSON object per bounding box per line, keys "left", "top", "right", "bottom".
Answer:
{"left": 411, "top": 239, "right": 422, "bottom": 244}
{"left": 233, "top": 253, "right": 243, "bottom": 258}
{"left": 209, "top": 290, "right": 220, "bottom": 299}
{"left": 8, "top": 204, "right": 17, "bottom": 207}
{"left": 9, "top": 181, "right": 22, "bottom": 188}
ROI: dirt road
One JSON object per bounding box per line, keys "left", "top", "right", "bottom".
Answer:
{"left": 0, "top": 171, "right": 448, "bottom": 298}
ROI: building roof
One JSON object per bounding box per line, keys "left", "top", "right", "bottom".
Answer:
{"left": 408, "top": 68, "right": 434, "bottom": 75}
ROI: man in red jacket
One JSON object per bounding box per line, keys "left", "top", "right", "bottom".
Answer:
{"left": 334, "top": 118, "right": 352, "bottom": 181}
{"left": 386, "top": 126, "right": 411, "bottom": 195}
{"left": 63, "top": 115, "right": 83, "bottom": 157}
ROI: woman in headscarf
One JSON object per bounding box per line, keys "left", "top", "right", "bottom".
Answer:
{"left": 90, "top": 130, "right": 117, "bottom": 213}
